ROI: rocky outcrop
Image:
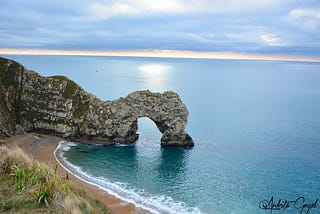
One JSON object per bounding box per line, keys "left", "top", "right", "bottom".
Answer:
{"left": 0, "top": 57, "right": 194, "bottom": 146}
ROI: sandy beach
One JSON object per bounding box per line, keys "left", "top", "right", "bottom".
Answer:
{"left": 3, "top": 134, "right": 151, "bottom": 214}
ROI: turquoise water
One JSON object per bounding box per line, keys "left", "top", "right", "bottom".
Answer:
{"left": 4, "top": 55, "right": 320, "bottom": 213}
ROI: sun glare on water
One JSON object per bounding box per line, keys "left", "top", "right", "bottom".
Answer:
{"left": 138, "top": 64, "right": 170, "bottom": 75}
{"left": 137, "top": 64, "right": 171, "bottom": 92}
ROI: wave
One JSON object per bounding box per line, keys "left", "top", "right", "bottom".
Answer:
{"left": 114, "top": 142, "right": 136, "bottom": 147}
{"left": 54, "top": 141, "right": 203, "bottom": 214}
{"left": 59, "top": 142, "right": 78, "bottom": 151}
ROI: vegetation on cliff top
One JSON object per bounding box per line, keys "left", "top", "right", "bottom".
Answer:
{"left": 0, "top": 144, "right": 111, "bottom": 214}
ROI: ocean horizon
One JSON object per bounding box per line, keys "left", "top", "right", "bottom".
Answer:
{"left": 3, "top": 54, "right": 320, "bottom": 214}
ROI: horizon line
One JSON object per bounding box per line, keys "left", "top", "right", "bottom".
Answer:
{"left": 1, "top": 48, "right": 320, "bottom": 63}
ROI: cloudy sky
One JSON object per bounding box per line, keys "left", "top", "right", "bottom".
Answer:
{"left": 0, "top": 0, "right": 319, "bottom": 57}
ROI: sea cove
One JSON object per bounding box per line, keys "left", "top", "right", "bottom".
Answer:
{"left": 4, "top": 55, "right": 320, "bottom": 214}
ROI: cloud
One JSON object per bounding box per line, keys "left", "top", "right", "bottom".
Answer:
{"left": 0, "top": 0, "right": 320, "bottom": 57}
{"left": 90, "top": 0, "right": 194, "bottom": 19}
{"left": 89, "top": 0, "right": 285, "bottom": 19}
{"left": 287, "top": 8, "right": 320, "bottom": 31}
{"left": 261, "top": 34, "right": 286, "bottom": 46}
{"left": 197, "top": 0, "right": 283, "bottom": 14}
{"left": 288, "top": 7, "right": 320, "bottom": 27}
{"left": 289, "top": 8, "right": 320, "bottom": 19}
{"left": 90, "top": 3, "right": 132, "bottom": 19}
{"left": 188, "top": 33, "right": 218, "bottom": 43}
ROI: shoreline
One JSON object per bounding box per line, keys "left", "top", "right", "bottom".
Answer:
{"left": 3, "top": 134, "right": 151, "bottom": 214}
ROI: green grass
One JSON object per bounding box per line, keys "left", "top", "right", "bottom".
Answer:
{"left": 0, "top": 145, "right": 111, "bottom": 214}
{"left": 0, "top": 174, "right": 57, "bottom": 213}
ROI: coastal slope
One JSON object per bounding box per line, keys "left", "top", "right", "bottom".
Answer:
{"left": 0, "top": 57, "right": 194, "bottom": 146}
{"left": 0, "top": 141, "right": 111, "bottom": 214}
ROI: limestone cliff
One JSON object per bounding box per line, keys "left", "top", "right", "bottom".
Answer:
{"left": 0, "top": 57, "right": 194, "bottom": 146}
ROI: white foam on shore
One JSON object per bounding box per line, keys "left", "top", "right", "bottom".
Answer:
{"left": 60, "top": 142, "right": 77, "bottom": 151}
{"left": 114, "top": 142, "right": 136, "bottom": 147}
{"left": 54, "top": 141, "right": 203, "bottom": 214}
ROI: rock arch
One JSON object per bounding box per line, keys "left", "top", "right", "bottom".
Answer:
{"left": 109, "top": 90, "right": 194, "bottom": 146}
{"left": 0, "top": 57, "right": 194, "bottom": 147}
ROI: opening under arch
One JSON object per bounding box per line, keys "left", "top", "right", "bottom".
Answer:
{"left": 136, "top": 117, "right": 162, "bottom": 146}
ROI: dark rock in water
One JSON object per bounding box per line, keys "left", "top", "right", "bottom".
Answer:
{"left": 0, "top": 57, "right": 194, "bottom": 147}
{"left": 80, "top": 150, "right": 89, "bottom": 154}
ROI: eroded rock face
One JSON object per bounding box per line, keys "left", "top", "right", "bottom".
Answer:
{"left": 0, "top": 57, "right": 194, "bottom": 146}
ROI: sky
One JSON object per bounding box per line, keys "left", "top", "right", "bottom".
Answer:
{"left": 0, "top": 0, "right": 319, "bottom": 57}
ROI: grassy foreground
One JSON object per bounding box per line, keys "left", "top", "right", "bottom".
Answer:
{"left": 0, "top": 144, "right": 111, "bottom": 214}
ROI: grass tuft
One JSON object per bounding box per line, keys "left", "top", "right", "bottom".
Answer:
{"left": 0, "top": 145, "right": 111, "bottom": 213}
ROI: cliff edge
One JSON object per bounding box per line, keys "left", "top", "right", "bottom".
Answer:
{"left": 0, "top": 57, "right": 194, "bottom": 146}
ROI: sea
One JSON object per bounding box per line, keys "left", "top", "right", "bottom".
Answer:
{"left": 3, "top": 54, "right": 320, "bottom": 214}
